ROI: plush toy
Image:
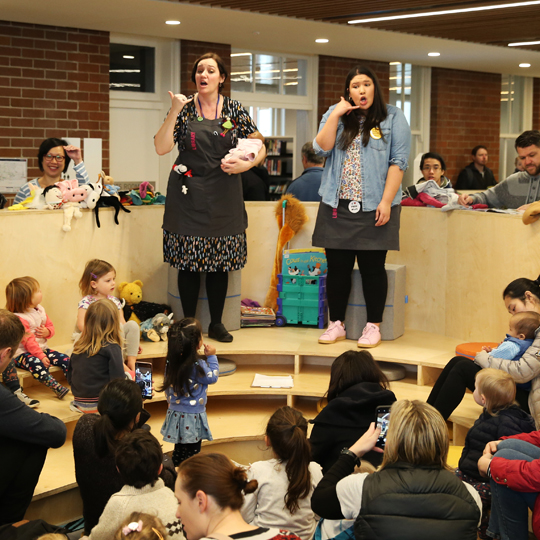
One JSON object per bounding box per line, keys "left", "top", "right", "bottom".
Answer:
{"left": 80, "top": 179, "right": 103, "bottom": 210}
{"left": 140, "top": 313, "right": 174, "bottom": 342}
{"left": 93, "top": 171, "right": 130, "bottom": 228}
{"left": 118, "top": 280, "right": 172, "bottom": 324}
{"left": 223, "top": 138, "right": 263, "bottom": 163}
{"left": 43, "top": 185, "right": 64, "bottom": 210}
{"left": 56, "top": 178, "right": 89, "bottom": 204}
{"left": 7, "top": 184, "right": 45, "bottom": 211}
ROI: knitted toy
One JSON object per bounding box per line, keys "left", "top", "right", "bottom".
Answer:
{"left": 264, "top": 194, "right": 308, "bottom": 311}
{"left": 140, "top": 313, "right": 174, "bottom": 342}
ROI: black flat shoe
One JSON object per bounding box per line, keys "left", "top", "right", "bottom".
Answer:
{"left": 208, "top": 323, "right": 233, "bottom": 343}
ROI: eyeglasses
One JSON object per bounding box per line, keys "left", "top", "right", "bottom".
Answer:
{"left": 422, "top": 165, "right": 441, "bottom": 171}
{"left": 44, "top": 154, "right": 65, "bottom": 162}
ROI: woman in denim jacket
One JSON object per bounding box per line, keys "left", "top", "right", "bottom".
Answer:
{"left": 314, "top": 65, "right": 411, "bottom": 347}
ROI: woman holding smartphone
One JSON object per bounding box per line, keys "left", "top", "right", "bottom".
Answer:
{"left": 313, "top": 66, "right": 411, "bottom": 348}
{"left": 311, "top": 400, "right": 482, "bottom": 539}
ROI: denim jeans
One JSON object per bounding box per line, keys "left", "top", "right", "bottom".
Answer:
{"left": 488, "top": 439, "right": 540, "bottom": 540}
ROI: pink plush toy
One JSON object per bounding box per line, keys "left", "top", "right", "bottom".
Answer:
{"left": 56, "top": 178, "right": 88, "bottom": 204}
{"left": 223, "top": 138, "right": 263, "bottom": 163}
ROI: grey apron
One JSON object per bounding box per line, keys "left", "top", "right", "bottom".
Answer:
{"left": 162, "top": 117, "right": 247, "bottom": 237}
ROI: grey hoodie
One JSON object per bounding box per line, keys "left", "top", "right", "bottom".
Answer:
{"left": 469, "top": 171, "right": 540, "bottom": 208}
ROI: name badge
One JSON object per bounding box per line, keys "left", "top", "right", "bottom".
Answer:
{"left": 370, "top": 128, "right": 382, "bottom": 140}
{"left": 348, "top": 201, "right": 361, "bottom": 213}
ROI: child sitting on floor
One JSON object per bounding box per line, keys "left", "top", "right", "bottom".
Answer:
{"left": 240, "top": 406, "right": 323, "bottom": 540}
{"left": 87, "top": 430, "right": 184, "bottom": 540}
{"left": 456, "top": 368, "right": 536, "bottom": 539}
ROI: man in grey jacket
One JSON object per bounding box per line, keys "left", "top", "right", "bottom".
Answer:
{"left": 458, "top": 130, "right": 540, "bottom": 209}
{"left": 0, "top": 309, "right": 67, "bottom": 525}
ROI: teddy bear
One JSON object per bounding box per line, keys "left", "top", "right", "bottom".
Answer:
{"left": 140, "top": 313, "right": 174, "bottom": 342}
{"left": 118, "top": 280, "right": 172, "bottom": 324}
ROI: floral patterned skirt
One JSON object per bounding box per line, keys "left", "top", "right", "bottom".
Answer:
{"left": 163, "top": 230, "right": 247, "bottom": 272}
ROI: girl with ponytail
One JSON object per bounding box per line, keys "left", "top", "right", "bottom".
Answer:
{"left": 159, "top": 318, "right": 218, "bottom": 466}
{"left": 240, "top": 406, "right": 323, "bottom": 540}
{"left": 176, "top": 452, "right": 301, "bottom": 540}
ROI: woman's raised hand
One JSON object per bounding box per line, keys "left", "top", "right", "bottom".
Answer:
{"left": 168, "top": 91, "right": 193, "bottom": 114}
{"left": 333, "top": 96, "right": 360, "bottom": 117}
{"left": 349, "top": 422, "right": 383, "bottom": 458}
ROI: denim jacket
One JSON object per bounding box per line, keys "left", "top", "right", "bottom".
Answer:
{"left": 313, "top": 104, "right": 411, "bottom": 210}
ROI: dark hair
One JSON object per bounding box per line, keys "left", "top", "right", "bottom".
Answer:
{"left": 159, "top": 318, "right": 204, "bottom": 396}
{"left": 0, "top": 309, "right": 25, "bottom": 352}
{"left": 515, "top": 130, "right": 540, "bottom": 150}
{"left": 301, "top": 142, "right": 324, "bottom": 165}
{"left": 327, "top": 350, "right": 389, "bottom": 402}
{"left": 191, "top": 53, "right": 228, "bottom": 92}
{"left": 339, "top": 65, "right": 387, "bottom": 150}
{"left": 115, "top": 430, "right": 162, "bottom": 488}
{"left": 266, "top": 406, "right": 311, "bottom": 514}
{"left": 420, "top": 152, "right": 446, "bottom": 172}
{"left": 471, "top": 145, "right": 487, "bottom": 157}
{"left": 178, "top": 453, "right": 257, "bottom": 510}
{"left": 93, "top": 379, "right": 143, "bottom": 458}
{"left": 37, "top": 138, "right": 70, "bottom": 173}
{"left": 502, "top": 275, "right": 540, "bottom": 302}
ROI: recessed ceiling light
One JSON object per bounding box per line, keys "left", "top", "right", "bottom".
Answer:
{"left": 389, "top": 62, "right": 401, "bottom": 65}
{"left": 166, "top": 20, "right": 181, "bottom": 25}
{"left": 348, "top": 0, "right": 540, "bottom": 24}
{"left": 428, "top": 52, "right": 440, "bottom": 57}
{"left": 315, "top": 38, "right": 329, "bottom": 43}
{"left": 519, "top": 63, "right": 532, "bottom": 67}
{"left": 123, "top": 55, "right": 135, "bottom": 59}
{"left": 509, "top": 40, "right": 540, "bottom": 46}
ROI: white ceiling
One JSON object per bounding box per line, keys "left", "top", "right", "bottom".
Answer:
{"left": 3, "top": 0, "right": 540, "bottom": 76}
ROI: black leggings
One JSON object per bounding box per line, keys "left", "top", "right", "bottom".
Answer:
{"left": 325, "top": 248, "right": 388, "bottom": 323}
{"left": 177, "top": 270, "right": 228, "bottom": 326}
{"left": 427, "top": 356, "right": 530, "bottom": 420}
{"left": 172, "top": 441, "right": 201, "bottom": 467}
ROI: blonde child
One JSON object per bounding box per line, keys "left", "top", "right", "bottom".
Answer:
{"left": 68, "top": 299, "right": 126, "bottom": 413}
{"left": 456, "top": 368, "right": 536, "bottom": 539}
{"left": 78, "top": 259, "right": 140, "bottom": 371}
{"left": 6, "top": 277, "right": 70, "bottom": 399}
{"left": 114, "top": 513, "right": 168, "bottom": 540}
{"left": 241, "top": 406, "right": 323, "bottom": 540}
{"left": 159, "top": 318, "right": 218, "bottom": 466}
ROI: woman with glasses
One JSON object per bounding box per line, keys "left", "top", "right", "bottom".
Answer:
{"left": 13, "top": 137, "right": 90, "bottom": 204}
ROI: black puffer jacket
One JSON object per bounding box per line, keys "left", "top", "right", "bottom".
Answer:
{"left": 310, "top": 382, "right": 396, "bottom": 473}
{"left": 458, "top": 405, "right": 536, "bottom": 480}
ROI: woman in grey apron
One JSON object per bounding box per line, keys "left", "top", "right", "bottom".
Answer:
{"left": 312, "top": 65, "right": 411, "bottom": 348}
{"left": 155, "top": 53, "right": 265, "bottom": 342}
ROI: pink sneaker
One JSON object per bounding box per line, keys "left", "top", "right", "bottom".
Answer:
{"left": 319, "top": 320, "right": 346, "bottom": 344}
{"left": 357, "top": 323, "right": 381, "bottom": 348}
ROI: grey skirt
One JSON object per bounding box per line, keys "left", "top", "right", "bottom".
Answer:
{"left": 312, "top": 199, "right": 401, "bottom": 251}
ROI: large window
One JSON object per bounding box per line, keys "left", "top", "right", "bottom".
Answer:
{"left": 109, "top": 43, "right": 155, "bottom": 93}
{"left": 231, "top": 52, "right": 308, "bottom": 96}
{"left": 499, "top": 75, "right": 533, "bottom": 180}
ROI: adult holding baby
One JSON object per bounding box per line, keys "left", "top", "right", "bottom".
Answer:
{"left": 155, "top": 52, "right": 266, "bottom": 343}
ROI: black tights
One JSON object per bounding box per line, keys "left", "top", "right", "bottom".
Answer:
{"left": 172, "top": 441, "right": 201, "bottom": 467}
{"left": 427, "top": 356, "right": 530, "bottom": 420}
{"left": 177, "top": 270, "right": 228, "bottom": 327}
{"left": 325, "top": 248, "right": 388, "bottom": 323}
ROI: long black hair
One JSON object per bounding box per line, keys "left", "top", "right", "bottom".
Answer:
{"left": 339, "top": 65, "right": 387, "bottom": 150}
{"left": 159, "top": 318, "right": 205, "bottom": 396}
{"left": 94, "top": 379, "right": 143, "bottom": 458}
{"left": 503, "top": 274, "right": 540, "bottom": 301}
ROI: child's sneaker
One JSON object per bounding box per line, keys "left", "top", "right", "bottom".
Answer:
{"left": 318, "top": 320, "right": 346, "bottom": 344}
{"left": 14, "top": 389, "right": 40, "bottom": 408}
{"left": 55, "top": 386, "right": 70, "bottom": 400}
{"left": 357, "top": 323, "right": 381, "bottom": 348}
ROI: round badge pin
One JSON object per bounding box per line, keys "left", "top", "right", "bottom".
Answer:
{"left": 370, "top": 128, "right": 382, "bottom": 140}
{"left": 197, "top": 116, "right": 204, "bottom": 122}
{"left": 348, "top": 201, "right": 361, "bottom": 214}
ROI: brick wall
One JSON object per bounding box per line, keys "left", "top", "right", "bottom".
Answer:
{"left": 180, "top": 40, "right": 231, "bottom": 97}
{"left": 430, "top": 67, "right": 501, "bottom": 183}
{"left": 0, "top": 20, "right": 109, "bottom": 200}
{"left": 533, "top": 78, "right": 540, "bottom": 131}
{"left": 317, "top": 56, "right": 389, "bottom": 125}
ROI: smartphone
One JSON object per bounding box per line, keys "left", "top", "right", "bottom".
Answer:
{"left": 375, "top": 405, "right": 392, "bottom": 449}
{"left": 135, "top": 361, "right": 153, "bottom": 400}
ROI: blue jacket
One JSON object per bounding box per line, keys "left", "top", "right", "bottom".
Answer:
{"left": 165, "top": 355, "right": 219, "bottom": 414}
{"left": 286, "top": 167, "right": 323, "bottom": 202}
{"left": 313, "top": 104, "right": 411, "bottom": 210}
